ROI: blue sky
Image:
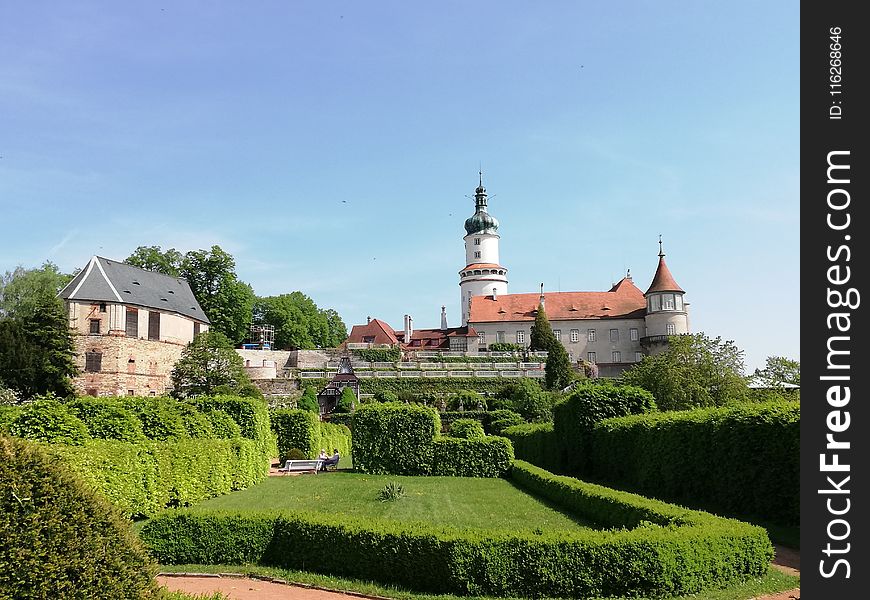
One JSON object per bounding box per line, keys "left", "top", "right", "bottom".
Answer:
{"left": 0, "top": 1, "right": 798, "bottom": 372}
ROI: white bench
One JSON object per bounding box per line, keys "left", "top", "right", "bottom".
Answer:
{"left": 278, "top": 459, "right": 323, "bottom": 474}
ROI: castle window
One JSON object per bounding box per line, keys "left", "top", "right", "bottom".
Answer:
{"left": 126, "top": 308, "right": 138, "bottom": 338}
{"left": 89, "top": 319, "right": 101, "bottom": 335}
{"left": 650, "top": 295, "right": 661, "bottom": 312}
{"left": 570, "top": 329, "right": 579, "bottom": 343}
{"left": 587, "top": 352, "right": 596, "bottom": 363}
{"left": 478, "top": 332, "right": 486, "bottom": 344}
{"left": 587, "top": 329, "right": 596, "bottom": 342}
{"left": 662, "top": 294, "right": 675, "bottom": 310}
{"left": 85, "top": 351, "right": 102, "bottom": 372}
{"left": 193, "top": 322, "right": 201, "bottom": 337}
{"left": 667, "top": 323, "right": 676, "bottom": 335}
{"left": 99, "top": 303, "right": 107, "bottom": 313}
{"left": 635, "top": 351, "right": 644, "bottom": 362}
{"left": 127, "top": 389, "right": 135, "bottom": 396}
{"left": 675, "top": 295, "right": 684, "bottom": 310}
{"left": 474, "top": 238, "right": 481, "bottom": 245}
{"left": 516, "top": 330, "right": 525, "bottom": 344}
{"left": 474, "top": 252, "right": 481, "bottom": 259}
{"left": 148, "top": 311, "right": 160, "bottom": 341}
{"left": 553, "top": 329, "right": 561, "bottom": 341}
{"left": 496, "top": 331, "right": 505, "bottom": 343}
{"left": 610, "top": 329, "right": 619, "bottom": 342}
{"left": 612, "top": 351, "right": 621, "bottom": 363}
{"left": 630, "top": 328, "right": 639, "bottom": 341}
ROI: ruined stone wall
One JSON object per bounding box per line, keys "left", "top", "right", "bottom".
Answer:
{"left": 72, "top": 335, "right": 186, "bottom": 397}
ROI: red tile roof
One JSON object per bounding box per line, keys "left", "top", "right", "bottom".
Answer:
{"left": 468, "top": 277, "right": 647, "bottom": 323}
{"left": 395, "top": 326, "right": 479, "bottom": 348}
{"left": 459, "top": 263, "right": 505, "bottom": 273}
{"left": 344, "top": 319, "right": 400, "bottom": 346}
{"left": 646, "top": 256, "right": 684, "bottom": 294}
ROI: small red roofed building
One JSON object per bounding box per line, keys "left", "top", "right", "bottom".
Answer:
{"left": 343, "top": 308, "right": 480, "bottom": 354}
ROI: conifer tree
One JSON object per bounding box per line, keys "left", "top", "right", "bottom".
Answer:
{"left": 529, "top": 303, "right": 557, "bottom": 352}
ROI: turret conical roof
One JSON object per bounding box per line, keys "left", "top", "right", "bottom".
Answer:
{"left": 646, "top": 254, "right": 684, "bottom": 294}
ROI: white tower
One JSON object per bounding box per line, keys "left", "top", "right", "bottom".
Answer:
{"left": 643, "top": 238, "right": 690, "bottom": 354}
{"left": 459, "top": 173, "right": 508, "bottom": 325}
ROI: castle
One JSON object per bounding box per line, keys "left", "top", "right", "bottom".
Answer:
{"left": 460, "top": 176, "right": 690, "bottom": 377}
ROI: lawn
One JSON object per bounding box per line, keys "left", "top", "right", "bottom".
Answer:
{"left": 190, "top": 471, "right": 599, "bottom": 531}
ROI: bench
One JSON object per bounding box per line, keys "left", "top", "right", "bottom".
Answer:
{"left": 278, "top": 459, "right": 323, "bottom": 474}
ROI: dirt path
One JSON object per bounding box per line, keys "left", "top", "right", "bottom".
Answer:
{"left": 157, "top": 574, "right": 381, "bottom": 600}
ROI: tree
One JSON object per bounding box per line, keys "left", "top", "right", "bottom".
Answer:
{"left": 1, "top": 262, "right": 73, "bottom": 318}
{"left": 334, "top": 387, "right": 356, "bottom": 413}
{"left": 529, "top": 303, "right": 557, "bottom": 352}
{"left": 0, "top": 289, "right": 78, "bottom": 400}
{"left": 297, "top": 386, "right": 319, "bottom": 413}
{"left": 254, "top": 292, "right": 347, "bottom": 349}
{"left": 124, "top": 246, "right": 183, "bottom": 277}
{"left": 544, "top": 342, "right": 573, "bottom": 392}
{"left": 622, "top": 333, "right": 749, "bottom": 411}
{"left": 170, "top": 330, "right": 254, "bottom": 397}
{"left": 753, "top": 356, "right": 800, "bottom": 387}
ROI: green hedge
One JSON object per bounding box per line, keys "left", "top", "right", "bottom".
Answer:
{"left": 202, "top": 409, "right": 242, "bottom": 439}
{"left": 1, "top": 436, "right": 157, "bottom": 599}
{"left": 553, "top": 382, "right": 656, "bottom": 472}
{"left": 438, "top": 410, "right": 487, "bottom": 432}
{"left": 9, "top": 400, "right": 91, "bottom": 445}
{"left": 501, "top": 422, "right": 561, "bottom": 472}
{"left": 352, "top": 403, "right": 440, "bottom": 475}
{"left": 319, "top": 421, "right": 352, "bottom": 460}
{"left": 190, "top": 395, "right": 277, "bottom": 467}
{"left": 589, "top": 401, "right": 800, "bottom": 525}
{"left": 431, "top": 437, "right": 513, "bottom": 477}
{"left": 272, "top": 409, "right": 320, "bottom": 461}
{"left": 0, "top": 405, "right": 21, "bottom": 433}
{"left": 142, "top": 463, "right": 771, "bottom": 597}
{"left": 122, "top": 397, "right": 189, "bottom": 441}
{"left": 52, "top": 437, "right": 263, "bottom": 519}
{"left": 351, "top": 347, "right": 402, "bottom": 362}
{"left": 328, "top": 412, "right": 353, "bottom": 428}
{"left": 448, "top": 418, "right": 485, "bottom": 440}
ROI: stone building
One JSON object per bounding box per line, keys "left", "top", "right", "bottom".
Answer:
{"left": 59, "top": 256, "right": 209, "bottom": 396}
{"left": 461, "top": 177, "right": 690, "bottom": 377}
{"left": 344, "top": 310, "right": 480, "bottom": 353}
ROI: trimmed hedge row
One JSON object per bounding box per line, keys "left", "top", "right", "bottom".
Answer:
{"left": 501, "top": 422, "right": 561, "bottom": 473}
{"left": 352, "top": 403, "right": 440, "bottom": 475}
{"left": 589, "top": 401, "right": 800, "bottom": 524}
{"left": 51, "top": 437, "right": 263, "bottom": 518}
{"left": 189, "top": 395, "right": 277, "bottom": 467}
{"left": 303, "top": 378, "right": 535, "bottom": 397}
{"left": 432, "top": 437, "right": 513, "bottom": 477}
{"left": 271, "top": 409, "right": 352, "bottom": 463}
{"left": 141, "top": 462, "right": 771, "bottom": 598}
{"left": 448, "top": 418, "right": 485, "bottom": 440}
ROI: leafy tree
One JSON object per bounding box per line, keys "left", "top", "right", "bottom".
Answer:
{"left": 254, "top": 292, "right": 347, "bottom": 349}
{"left": 124, "top": 246, "right": 183, "bottom": 277}
{"left": 496, "top": 379, "right": 553, "bottom": 422}
{"left": 297, "top": 386, "right": 320, "bottom": 413}
{"left": 170, "top": 330, "right": 254, "bottom": 397}
{"left": 0, "top": 262, "right": 74, "bottom": 318}
{"left": 530, "top": 303, "right": 558, "bottom": 352}
{"left": 448, "top": 390, "right": 486, "bottom": 411}
{"left": 622, "top": 333, "right": 749, "bottom": 411}
{"left": 545, "top": 341, "right": 573, "bottom": 392}
{"left": 753, "top": 356, "right": 800, "bottom": 387}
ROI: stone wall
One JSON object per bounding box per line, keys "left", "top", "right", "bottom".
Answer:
{"left": 72, "top": 335, "right": 186, "bottom": 397}
{"left": 235, "top": 349, "right": 294, "bottom": 371}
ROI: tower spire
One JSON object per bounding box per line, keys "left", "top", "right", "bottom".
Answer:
{"left": 658, "top": 234, "right": 664, "bottom": 257}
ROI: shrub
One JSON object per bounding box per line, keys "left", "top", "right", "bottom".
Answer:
{"left": 296, "top": 386, "right": 319, "bottom": 413}
{"left": 123, "top": 396, "right": 189, "bottom": 441}
{"left": 201, "top": 409, "right": 242, "bottom": 439}
{"left": 489, "top": 415, "right": 525, "bottom": 435}
{"left": 272, "top": 409, "right": 319, "bottom": 461}
{"left": 335, "top": 387, "right": 356, "bottom": 413}
{"left": 487, "top": 342, "right": 522, "bottom": 352}
{"left": 448, "top": 418, "right": 485, "bottom": 440}
{"left": 447, "top": 390, "right": 486, "bottom": 411}
{"left": 67, "top": 398, "right": 145, "bottom": 442}
{"left": 142, "top": 465, "right": 771, "bottom": 598}
{"left": 373, "top": 389, "right": 398, "bottom": 403}
{"left": 501, "top": 422, "right": 561, "bottom": 472}
{"left": 352, "top": 403, "right": 440, "bottom": 475}
{"left": 9, "top": 399, "right": 91, "bottom": 445}
{"left": 553, "top": 382, "right": 656, "bottom": 473}
{"left": 352, "top": 346, "right": 402, "bottom": 362}
{"left": 285, "top": 448, "right": 307, "bottom": 460}
{"left": 190, "top": 395, "right": 277, "bottom": 466}
{"left": 431, "top": 436, "right": 514, "bottom": 477}
{"left": 438, "top": 410, "right": 487, "bottom": 433}
{"left": 589, "top": 401, "right": 800, "bottom": 525}
{"left": 177, "top": 404, "right": 214, "bottom": 438}
{"left": 0, "top": 436, "right": 157, "bottom": 599}
{"left": 0, "top": 405, "right": 23, "bottom": 433}
{"left": 328, "top": 413, "right": 353, "bottom": 428}
{"left": 495, "top": 379, "right": 552, "bottom": 422}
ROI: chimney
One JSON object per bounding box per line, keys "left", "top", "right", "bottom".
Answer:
{"left": 404, "top": 314, "right": 413, "bottom": 343}
{"left": 366, "top": 316, "right": 371, "bottom": 324}
{"left": 492, "top": 287, "right": 498, "bottom": 300}
{"left": 440, "top": 306, "right": 448, "bottom": 331}
{"left": 539, "top": 283, "right": 545, "bottom": 309}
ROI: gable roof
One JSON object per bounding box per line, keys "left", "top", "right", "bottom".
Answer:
{"left": 468, "top": 277, "right": 647, "bottom": 323}
{"left": 59, "top": 256, "right": 209, "bottom": 323}
{"left": 344, "top": 318, "right": 400, "bottom": 346}
{"left": 646, "top": 255, "right": 684, "bottom": 294}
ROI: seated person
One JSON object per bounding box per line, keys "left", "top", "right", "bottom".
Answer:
{"left": 320, "top": 448, "right": 340, "bottom": 471}
{"left": 318, "top": 449, "right": 328, "bottom": 461}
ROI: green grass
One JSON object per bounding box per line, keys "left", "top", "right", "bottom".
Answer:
{"left": 158, "top": 564, "right": 798, "bottom": 600}
{"left": 190, "top": 471, "right": 598, "bottom": 531}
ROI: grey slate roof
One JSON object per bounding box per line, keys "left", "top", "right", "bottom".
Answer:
{"left": 59, "top": 256, "right": 210, "bottom": 324}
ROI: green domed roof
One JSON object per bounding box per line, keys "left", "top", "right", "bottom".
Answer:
{"left": 465, "top": 210, "right": 499, "bottom": 235}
